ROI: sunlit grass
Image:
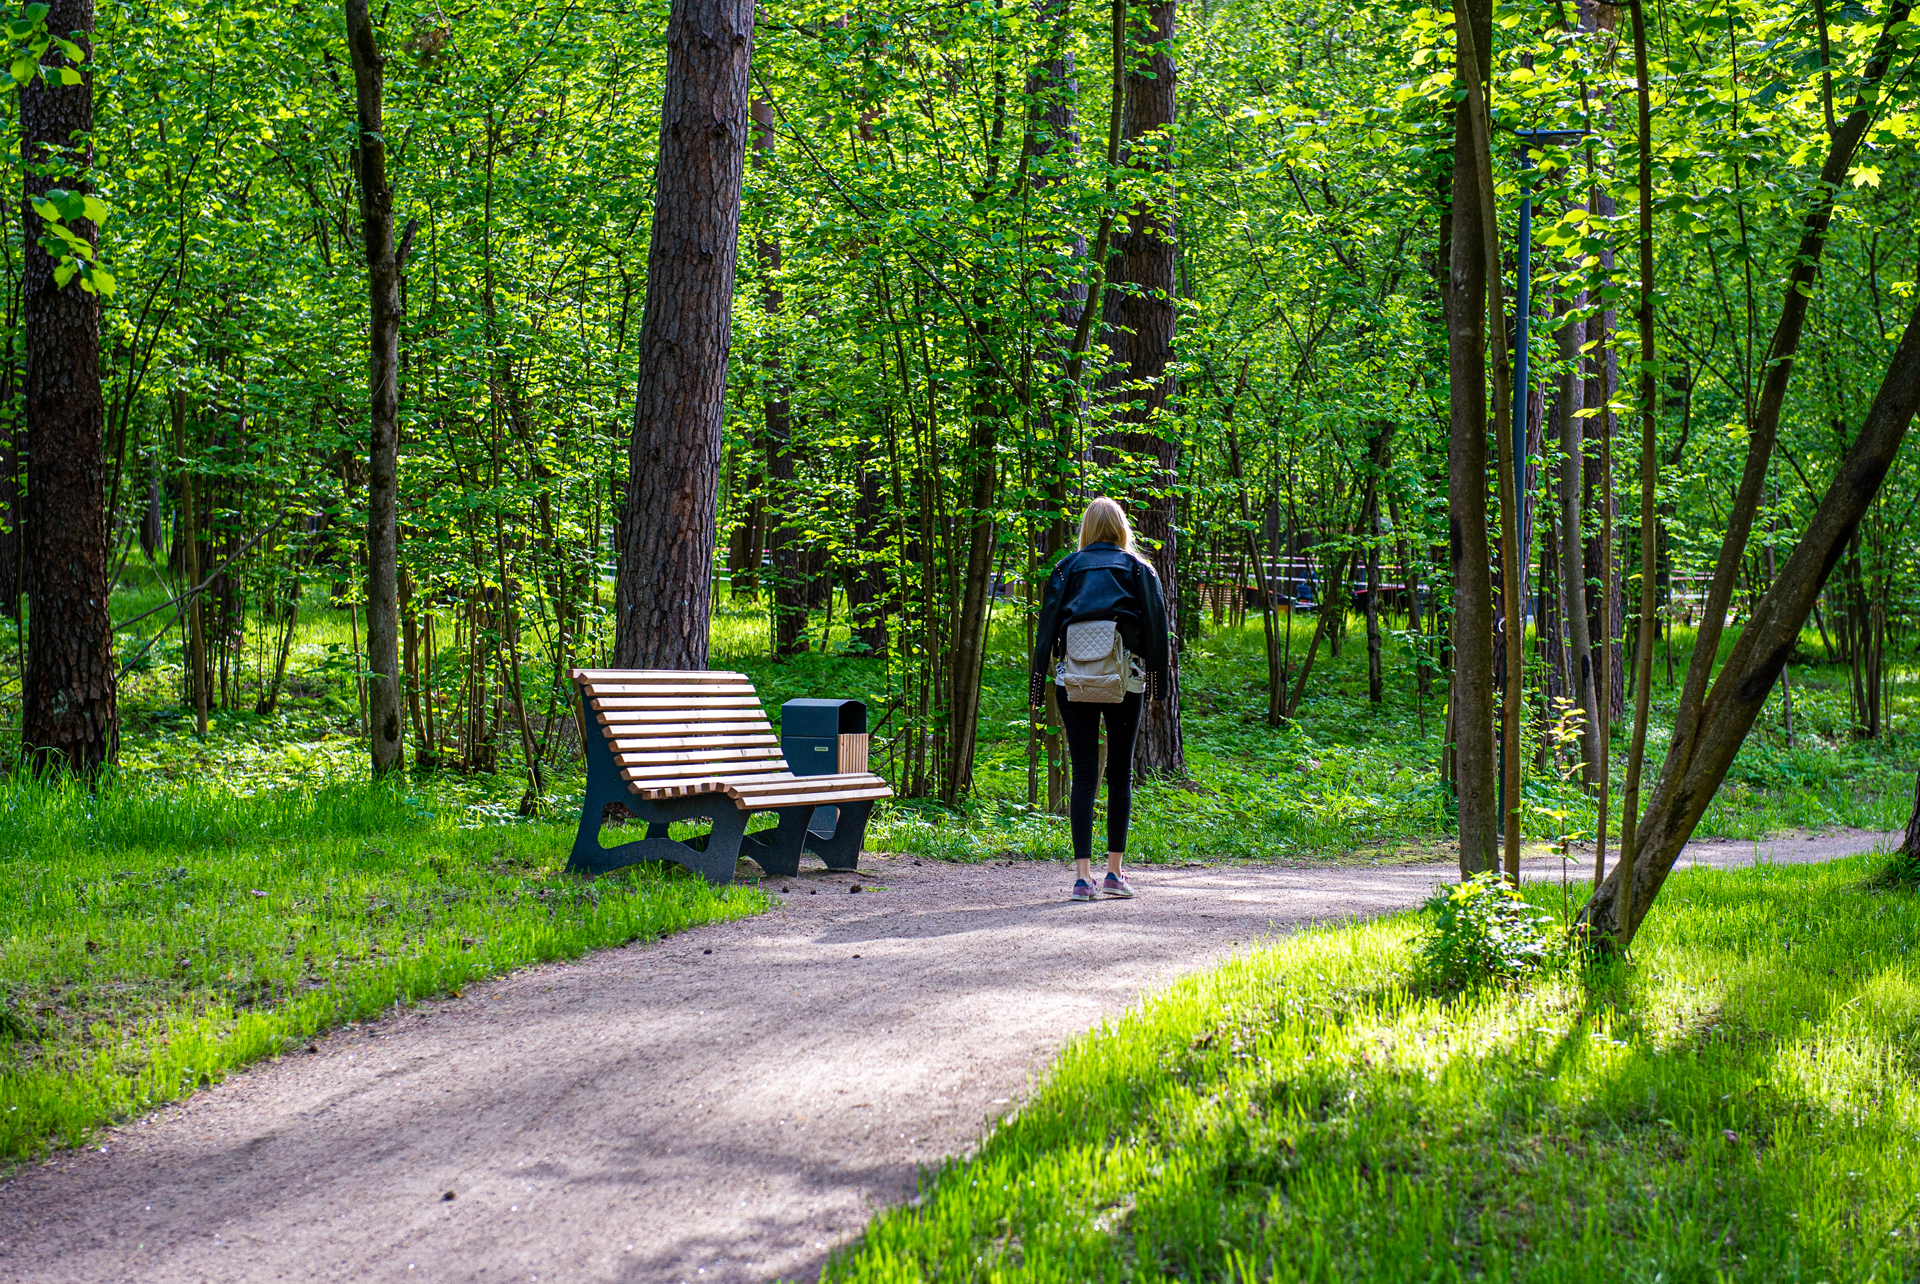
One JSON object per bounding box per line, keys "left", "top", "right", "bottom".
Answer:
{"left": 827, "top": 858, "right": 1920, "bottom": 1282}
{"left": 0, "top": 774, "right": 764, "bottom": 1162}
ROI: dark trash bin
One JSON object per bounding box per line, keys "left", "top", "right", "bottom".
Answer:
{"left": 781, "top": 699, "right": 868, "bottom": 837}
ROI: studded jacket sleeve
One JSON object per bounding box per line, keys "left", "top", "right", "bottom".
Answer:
{"left": 1027, "top": 557, "right": 1069, "bottom": 708}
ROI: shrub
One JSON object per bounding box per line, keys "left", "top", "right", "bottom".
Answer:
{"left": 1417, "top": 873, "right": 1562, "bottom": 990}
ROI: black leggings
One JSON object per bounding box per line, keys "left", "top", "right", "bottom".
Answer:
{"left": 1058, "top": 690, "right": 1142, "bottom": 863}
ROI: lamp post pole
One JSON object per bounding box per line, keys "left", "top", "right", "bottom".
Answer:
{"left": 1496, "top": 128, "right": 1586, "bottom": 851}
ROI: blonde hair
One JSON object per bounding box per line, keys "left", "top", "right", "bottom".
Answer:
{"left": 1078, "top": 497, "right": 1135, "bottom": 553}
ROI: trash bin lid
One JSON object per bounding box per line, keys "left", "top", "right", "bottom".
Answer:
{"left": 780, "top": 698, "right": 866, "bottom": 738}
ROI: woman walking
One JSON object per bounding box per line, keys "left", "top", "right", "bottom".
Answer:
{"left": 1029, "top": 498, "right": 1172, "bottom": 901}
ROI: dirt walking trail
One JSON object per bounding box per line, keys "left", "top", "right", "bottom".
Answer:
{"left": 0, "top": 829, "right": 1894, "bottom": 1284}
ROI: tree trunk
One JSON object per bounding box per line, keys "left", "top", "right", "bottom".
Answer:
{"left": 752, "top": 96, "right": 806, "bottom": 661}
{"left": 943, "top": 362, "right": 1000, "bottom": 802}
{"left": 1093, "top": 0, "right": 1183, "bottom": 777}
{"left": 345, "top": 0, "right": 405, "bottom": 775}
{"left": 1555, "top": 287, "right": 1600, "bottom": 783}
{"left": 846, "top": 465, "right": 888, "bottom": 656}
{"left": 615, "top": 0, "right": 755, "bottom": 670}
{"left": 1581, "top": 286, "right": 1920, "bottom": 945}
{"left": 1901, "top": 768, "right": 1920, "bottom": 860}
{"left": 20, "top": 0, "right": 115, "bottom": 773}
{"left": 1445, "top": 0, "right": 1497, "bottom": 874}
{"left": 1648, "top": 0, "right": 1911, "bottom": 790}
{"left": 767, "top": 427, "right": 807, "bottom": 658}
{"left": 1617, "top": 0, "right": 1660, "bottom": 896}
{"left": 0, "top": 399, "right": 18, "bottom": 620}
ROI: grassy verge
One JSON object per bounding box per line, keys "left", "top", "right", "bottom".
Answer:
{"left": 827, "top": 858, "right": 1920, "bottom": 1281}
{"left": 0, "top": 775, "right": 764, "bottom": 1162}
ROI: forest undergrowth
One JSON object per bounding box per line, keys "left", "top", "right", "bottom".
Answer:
{"left": 826, "top": 859, "right": 1920, "bottom": 1282}
{"left": 0, "top": 581, "right": 1909, "bottom": 1163}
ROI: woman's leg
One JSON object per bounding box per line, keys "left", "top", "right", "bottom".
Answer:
{"left": 1058, "top": 695, "right": 1103, "bottom": 885}
{"left": 1100, "top": 692, "right": 1144, "bottom": 873}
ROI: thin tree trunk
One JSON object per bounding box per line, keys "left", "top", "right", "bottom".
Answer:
{"left": 170, "top": 392, "right": 207, "bottom": 734}
{"left": 1617, "top": 0, "right": 1659, "bottom": 897}
{"left": 20, "top": 0, "right": 116, "bottom": 772}
{"left": 1555, "top": 288, "right": 1599, "bottom": 783}
{"left": 1645, "top": 0, "right": 1911, "bottom": 808}
{"left": 345, "top": 0, "right": 404, "bottom": 774}
{"left": 615, "top": 0, "right": 755, "bottom": 670}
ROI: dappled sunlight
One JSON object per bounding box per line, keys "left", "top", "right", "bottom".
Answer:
{"left": 831, "top": 860, "right": 1920, "bottom": 1281}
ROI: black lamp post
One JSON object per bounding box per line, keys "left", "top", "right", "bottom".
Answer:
{"left": 1497, "top": 127, "right": 1587, "bottom": 835}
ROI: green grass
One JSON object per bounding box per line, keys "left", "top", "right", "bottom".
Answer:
{"left": 826, "top": 858, "right": 1920, "bottom": 1282}
{"left": 857, "top": 607, "right": 1915, "bottom": 865}
{"left": 2, "top": 576, "right": 1911, "bottom": 1165}
{"left": 0, "top": 774, "right": 764, "bottom": 1162}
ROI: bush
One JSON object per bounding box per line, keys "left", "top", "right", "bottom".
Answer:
{"left": 1870, "top": 843, "right": 1920, "bottom": 890}
{"left": 1417, "top": 873, "right": 1562, "bottom": 990}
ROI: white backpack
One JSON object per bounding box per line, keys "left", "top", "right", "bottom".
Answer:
{"left": 1059, "top": 620, "right": 1129, "bottom": 704}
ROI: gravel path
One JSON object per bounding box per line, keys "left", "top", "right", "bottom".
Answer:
{"left": 0, "top": 828, "right": 1896, "bottom": 1284}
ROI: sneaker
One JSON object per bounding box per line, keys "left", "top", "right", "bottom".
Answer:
{"left": 1070, "top": 879, "right": 1096, "bottom": 902}
{"left": 1102, "top": 872, "right": 1135, "bottom": 899}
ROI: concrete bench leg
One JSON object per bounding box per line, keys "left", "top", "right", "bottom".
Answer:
{"left": 567, "top": 696, "right": 747, "bottom": 885}
{"left": 571, "top": 807, "right": 745, "bottom": 886}
{"left": 803, "top": 798, "right": 874, "bottom": 870}
{"left": 740, "top": 807, "right": 815, "bottom": 878}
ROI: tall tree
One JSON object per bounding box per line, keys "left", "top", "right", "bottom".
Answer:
{"left": 615, "top": 0, "right": 756, "bottom": 670}
{"left": 345, "top": 0, "right": 404, "bottom": 775}
{"left": 1443, "top": 0, "right": 1497, "bottom": 873}
{"left": 1094, "top": 0, "right": 1184, "bottom": 776}
{"left": 20, "top": 0, "right": 114, "bottom": 773}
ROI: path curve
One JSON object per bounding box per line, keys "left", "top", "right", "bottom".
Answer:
{"left": 0, "top": 828, "right": 1895, "bottom": 1284}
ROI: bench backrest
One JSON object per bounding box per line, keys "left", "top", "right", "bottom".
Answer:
{"left": 571, "top": 668, "right": 793, "bottom": 799}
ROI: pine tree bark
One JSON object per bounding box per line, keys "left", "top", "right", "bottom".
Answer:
{"left": 345, "top": 0, "right": 404, "bottom": 775}
{"left": 1093, "top": 0, "right": 1184, "bottom": 776}
{"left": 615, "top": 0, "right": 755, "bottom": 670}
{"left": 20, "top": 0, "right": 115, "bottom": 773}
{"left": 1444, "top": 0, "right": 1497, "bottom": 874}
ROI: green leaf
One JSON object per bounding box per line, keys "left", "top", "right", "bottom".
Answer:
{"left": 9, "top": 56, "right": 34, "bottom": 85}
{"left": 52, "top": 261, "right": 73, "bottom": 288}
{"left": 80, "top": 195, "right": 106, "bottom": 225}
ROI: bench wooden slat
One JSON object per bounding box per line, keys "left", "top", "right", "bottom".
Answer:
{"left": 581, "top": 682, "right": 759, "bottom": 698}
{"left": 635, "top": 770, "right": 797, "bottom": 800}
{"left": 615, "top": 745, "right": 788, "bottom": 766}
{"left": 594, "top": 711, "right": 773, "bottom": 730}
{"left": 592, "top": 695, "right": 763, "bottom": 710}
{"left": 621, "top": 758, "right": 788, "bottom": 781}
{"left": 573, "top": 667, "right": 746, "bottom": 683}
{"left": 725, "top": 772, "right": 888, "bottom": 796}
{"left": 600, "top": 718, "right": 773, "bottom": 735}
{"left": 729, "top": 786, "right": 893, "bottom": 809}
{"left": 606, "top": 733, "right": 778, "bottom": 752}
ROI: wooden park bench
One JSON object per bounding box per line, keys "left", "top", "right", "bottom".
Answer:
{"left": 567, "top": 668, "right": 893, "bottom": 885}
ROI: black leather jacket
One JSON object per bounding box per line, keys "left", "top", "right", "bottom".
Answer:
{"left": 1028, "top": 542, "right": 1172, "bottom": 706}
